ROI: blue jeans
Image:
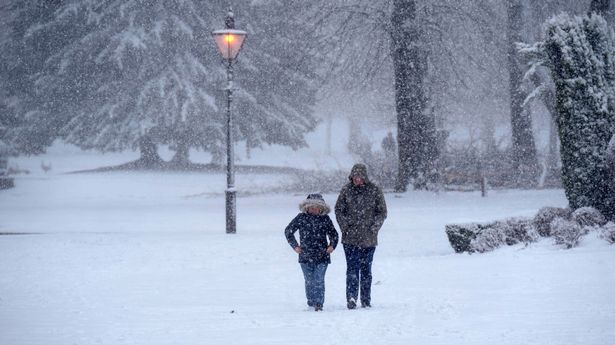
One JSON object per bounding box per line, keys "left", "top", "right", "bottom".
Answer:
{"left": 300, "top": 262, "right": 328, "bottom": 306}
{"left": 343, "top": 244, "right": 376, "bottom": 304}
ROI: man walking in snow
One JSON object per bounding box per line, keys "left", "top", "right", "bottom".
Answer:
{"left": 335, "top": 163, "right": 387, "bottom": 309}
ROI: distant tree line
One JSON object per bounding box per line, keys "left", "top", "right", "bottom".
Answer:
{"left": 1, "top": 0, "right": 613, "bottom": 211}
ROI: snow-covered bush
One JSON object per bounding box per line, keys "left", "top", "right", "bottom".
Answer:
{"left": 571, "top": 207, "right": 607, "bottom": 227}
{"left": 551, "top": 218, "right": 584, "bottom": 249}
{"left": 445, "top": 223, "right": 482, "bottom": 253}
{"left": 470, "top": 224, "right": 506, "bottom": 253}
{"left": 599, "top": 222, "right": 615, "bottom": 244}
{"left": 448, "top": 206, "right": 613, "bottom": 253}
{"left": 533, "top": 206, "right": 571, "bottom": 236}
{"left": 446, "top": 217, "right": 536, "bottom": 254}
{"left": 500, "top": 218, "right": 540, "bottom": 245}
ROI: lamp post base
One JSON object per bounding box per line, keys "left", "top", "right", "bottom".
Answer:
{"left": 226, "top": 189, "right": 236, "bottom": 234}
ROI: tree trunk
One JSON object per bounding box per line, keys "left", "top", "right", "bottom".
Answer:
{"left": 547, "top": 115, "right": 560, "bottom": 179}
{"left": 608, "top": 134, "right": 615, "bottom": 180}
{"left": 507, "top": 0, "right": 539, "bottom": 186}
{"left": 170, "top": 140, "right": 191, "bottom": 168}
{"left": 529, "top": 73, "right": 560, "bottom": 183}
{"left": 390, "top": 0, "right": 437, "bottom": 192}
{"left": 138, "top": 135, "right": 164, "bottom": 168}
{"left": 326, "top": 115, "right": 332, "bottom": 156}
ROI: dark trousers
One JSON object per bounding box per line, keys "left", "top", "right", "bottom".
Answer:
{"left": 343, "top": 244, "right": 376, "bottom": 304}
{"left": 300, "top": 262, "right": 328, "bottom": 306}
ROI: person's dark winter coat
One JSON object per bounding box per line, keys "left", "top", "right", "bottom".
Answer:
{"left": 285, "top": 196, "right": 339, "bottom": 264}
{"left": 335, "top": 163, "right": 387, "bottom": 247}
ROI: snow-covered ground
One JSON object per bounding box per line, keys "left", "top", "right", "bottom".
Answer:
{"left": 1, "top": 144, "right": 614, "bottom": 345}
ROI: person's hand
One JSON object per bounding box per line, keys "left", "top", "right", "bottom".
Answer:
{"left": 326, "top": 246, "right": 334, "bottom": 254}
{"left": 294, "top": 247, "right": 302, "bottom": 254}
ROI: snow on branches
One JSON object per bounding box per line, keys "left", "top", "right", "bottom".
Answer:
{"left": 519, "top": 12, "right": 615, "bottom": 220}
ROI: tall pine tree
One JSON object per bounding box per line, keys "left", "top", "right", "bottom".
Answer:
{"left": 1, "top": 1, "right": 67, "bottom": 155}
{"left": 8, "top": 0, "right": 319, "bottom": 166}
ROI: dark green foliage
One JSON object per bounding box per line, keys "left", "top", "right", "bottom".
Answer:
{"left": 445, "top": 224, "right": 478, "bottom": 253}
{"left": 543, "top": 14, "right": 615, "bottom": 220}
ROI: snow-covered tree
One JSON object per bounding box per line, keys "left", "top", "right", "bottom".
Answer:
{"left": 232, "top": 2, "right": 319, "bottom": 155}
{"left": 528, "top": 13, "right": 615, "bottom": 220}
{"left": 7, "top": 0, "right": 319, "bottom": 166}
{"left": 311, "top": 0, "right": 506, "bottom": 191}
{"left": 590, "top": 0, "right": 611, "bottom": 17}
{"left": 521, "top": 1, "right": 600, "bottom": 185}
{"left": 0, "top": 1, "right": 67, "bottom": 155}
{"left": 508, "top": 0, "right": 539, "bottom": 185}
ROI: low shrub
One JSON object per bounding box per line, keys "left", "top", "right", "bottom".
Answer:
{"left": 599, "top": 222, "right": 615, "bottom": 244}
{"left": 500, "top": 218, "right": 540, "bottom": 245}
{"left": 445, "top": 223, "right": 482, "bottom": 253}
{"left": 551, "top": 218, "right": 584, "bottom": 249}
{"left": 533, "top": 207, "right": 572, "bottom": 237}
{"left": 446, "top": 217, "right": 536, "bottom": 254}
{"left": 571, "top": 207, "right": 607, "bottom": 227}
{"left": 470, "top": 224, "right": 507, "bottom": 253}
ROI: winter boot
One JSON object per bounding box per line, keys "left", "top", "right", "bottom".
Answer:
{"left": 347, "top": 298, "right": 357, "bottom": 310}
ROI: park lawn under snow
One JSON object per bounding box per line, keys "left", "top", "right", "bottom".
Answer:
{"left": 1, "top": 164, "right": 614, "bottom": 344}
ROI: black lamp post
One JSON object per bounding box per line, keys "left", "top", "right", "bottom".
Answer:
{"left": 212, "top": 8, "right": 247, "bottom": 234}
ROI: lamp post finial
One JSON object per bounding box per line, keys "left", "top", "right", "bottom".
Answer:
{"left": 225, "top": 7, "right": 235, "bottom": 29}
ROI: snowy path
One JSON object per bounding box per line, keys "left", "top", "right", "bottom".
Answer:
{"left": 1, "top": 172, "right": 614, "bottom": 345}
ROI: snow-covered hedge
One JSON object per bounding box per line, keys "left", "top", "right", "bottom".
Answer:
{"left": 550, "top": 218, "right": 584, "bottom": 249}
{"left": 533, "top": 206, "right": 571, "bottom": 236}
{"left": 445, "top": 223, "right": 482, "bottom": 253}
{"left": 571, "top": 207, "right": 607, "bottom": 227}
{"left": 446, "top": 206, "right": 613, "bottom": 253}
{"left": 445, "top": 217, "right": 537, "bottom": 253}
{"left": 599, "top": 222, "right": 615, "bottom": 244}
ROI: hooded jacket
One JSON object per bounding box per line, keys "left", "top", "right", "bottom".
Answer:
{"left": 285, "top": 196, "right": 339, "bottom": 264}
{"left": 335, "top": 164, "right": 387, "bottom": 247}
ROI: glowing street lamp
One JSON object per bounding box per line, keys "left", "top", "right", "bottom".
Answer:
{"left": 212, "top": 29, "right": 247, "bottom": 60}
{"left": 212, "top": 8, "right": 247, "bottom": 234}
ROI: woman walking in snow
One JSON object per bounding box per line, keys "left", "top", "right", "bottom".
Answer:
{"left": 285, "top": 193, "right": 339, "bottom": 311}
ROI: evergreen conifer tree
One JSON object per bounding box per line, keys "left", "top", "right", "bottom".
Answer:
{"left": 4, "top": 1, "right": 319, "bottom": 166}
{"left": 542, "top": 13, "right": 615, "bottom": 220}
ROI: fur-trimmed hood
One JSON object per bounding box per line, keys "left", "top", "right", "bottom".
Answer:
{"left": 299, "top": 193, "right": 331, "bottom": 215}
